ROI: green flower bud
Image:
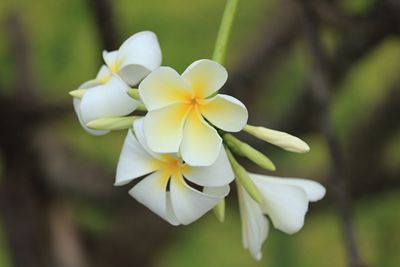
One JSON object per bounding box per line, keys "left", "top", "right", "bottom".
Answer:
{"left": 127, "top": 88, "right": 141, "bottom": 100}
{"left": 86, "top": 116, "right": 141, "bottom": 131}
{"left": 213, "top": 199, "right": 226, "bottom": 223}
{"left": 224, "top": 133, "right": 276, "bottom": 171}
{"left": 69, "top": 89, "right": 85, "bottom": 98}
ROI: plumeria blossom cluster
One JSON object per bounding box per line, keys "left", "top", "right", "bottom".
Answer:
{"left": 70, "top": 31, "right": 325, "bottom": 260}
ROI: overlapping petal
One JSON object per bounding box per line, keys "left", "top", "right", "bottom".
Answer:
{"left": 182, "top": 59, "right": 228, "bottom": 98}
{"left": 182, "top": 148, "right": 234, "bottom": 187}
{"left": 129, "top": 171, "right": 179, "bottom": 225}
{"left": 115, "top": 130, "right": 161, "bottom": 186}
{"left": 143, "top": 103, "right": 191, "bottom": 153}
{"left": 257, "top": 181, "right": 308, "bottom": 234}
{"left": 170, "top": 173, "right": 230, "bottom": 225}
{"left": 117, "top": 31, "right": 162, "bottom": 86}
{"left": 72, "top": 31, "right": 162, "bottom": 135}
{"left": 200, "top": 94, "right": 248, "bottom": 132}
{"left": 237, "top": 173, "right": 325, "bottom": 259}
{"left": 250, "top": 173, "right": 313, "bottom": 234}
{"left": 237, "top": 184, "right": 269, "bottom": 261}
{"left": 73, "top": 98, "right": 108, "bottom": 136}
{"left": 133, "top": 118, "right": 164, "bottom": 159}
{"left": 139, "top": 67, "right": 193, "bottom": 110}
{"left": 180, "top": 109, "right": 222, "bottom": 166}
{"left": 116, "top": 118, "right": 233, "bottom": 226}
{"left": 251, "top": 174, "right": 326, "bottom": 202}
{"left": 102, "top": 51, "right": 119, "bottom": 71}
{"left": 79, "top": 75, "right": 140, "bottom": 125}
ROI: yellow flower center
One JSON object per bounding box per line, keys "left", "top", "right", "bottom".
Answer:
{"left": 98, "top": 74, "right": 112, "bottom": 84}
{"left": 109, "top": 59, "right": 122, "bottom": 74}
{"left": 158, "top": 155, "right": 184, "bottom": 175}
{"left": 155, "top": 155, "right": 187, "bottom": 188}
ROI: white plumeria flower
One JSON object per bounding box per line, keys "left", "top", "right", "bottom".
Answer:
{"left": 73, "top": 75, "right": 140, "bottom": 135}
{"left": 238, "top": 173, "right": 325, "bottom": 260}
{"left": 73, "top": 31, "right": 162, "bottom": 135}
{"left": 115, "top": 118, "right": 234, "bottom": 225}
{"left": 139, "top": 59, "right": 248, "bottom": 166}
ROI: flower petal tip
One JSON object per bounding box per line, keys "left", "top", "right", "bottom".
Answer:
{"left": 69, "top": 89, "right": 85, "bottom": 98}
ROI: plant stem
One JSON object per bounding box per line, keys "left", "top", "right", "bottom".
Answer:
{"left": 212, "top": 0, "right": 240, "bottom": 64}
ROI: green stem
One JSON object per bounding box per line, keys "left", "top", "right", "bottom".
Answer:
{"left": 225, "top": 146, "right": 262, "bottom": 204}
{"left": 212, "top": 0, "right": 240, "bottom": 64}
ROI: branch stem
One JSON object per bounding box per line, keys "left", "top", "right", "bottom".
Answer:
{"left": 212, "top": 0, "right": 240, "bottom": 64}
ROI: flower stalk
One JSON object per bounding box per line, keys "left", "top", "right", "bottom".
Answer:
{"left": 225, "top": 147, "right": 262, "bottom": 204}
{"left": 212, "top": 0, "right": 240, "bottom": 64}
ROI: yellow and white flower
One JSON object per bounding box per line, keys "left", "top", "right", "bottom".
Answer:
{"left": 238, "top": 173, "right": 325, "bottom": 260}
{"left": 139, "top": 59, "right": 248, "bottom": 166}
{"left": 73, "top": 75, "right": 140, "bottom": 135}
{"left": 115, "top": 118, "right": 234, "bottom": 225}
{"left": 72, "top": 31, "right": 162, "bottom": 135}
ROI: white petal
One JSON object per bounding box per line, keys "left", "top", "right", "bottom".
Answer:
{"left": 250, "top": 174, "right": 309, "bottom": 234}
{"left": 237, "top": 184, "right": 269, "bottom": 261}
{"left": 170, "top": 173, "right": 229, "bottom": 225}
{"left": 139, "top": 67, "right": 193, "bottom": 110}
{"left": 102, "top": 50, "right": 119, "bottom": 70}
{"left": 250, "top": 173, "right": 326, "bottom": 202}
{"left": 72, "top": 97, "right": 109, "bottom": 135}
{"left": 200, "top": 94, "right": 248, "bottom": 132}
{"left": 96, "top": 65, "right": 111, "bottom": 80}
{"left": 79, "top": 75, "right": 140, "bottom": 124}
{"left": 78, "top": 66, "right": 111, "bottom": 92}
{"left": 181, "top": 148, "right": 234, "bottom": 187}
{"left": 180, "top": 109, "right": 222, "bottom": 166}
{"left": 143, "top": 103, "right": 191, "bottom": 153}
{"left": 133, "top": 118, "right": 163, "bottom": 159}
{"left": 79, "top": 79, "right": 102, "bottom": 90}
{"left": 129, "top": 171, "right": 179, "bottom": 225}
{"left": 115, "top": 130, "right": 161, "bottom": 186}
{"left": 182, "top": 59, "right": 228, "bottom": 98}
{"left": 117, "top": 31, "right": 162, "bottom": 86}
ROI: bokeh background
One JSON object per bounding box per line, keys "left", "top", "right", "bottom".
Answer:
{"left": 0, "top": 0, "right": 399, "bottom": 266}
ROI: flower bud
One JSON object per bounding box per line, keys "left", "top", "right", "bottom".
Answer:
{"left": 86, "top": 116, "right": 140, "bottom": 131}
{"left": 127, "top": 88, "right": 140, "bottom": 100}
{"left": 213, "top": 199, "right": 226, "bottom": 223}
{"left": 244, "top": 125, "right": 310, "bottom": 153}
{"left": 224, "top": 133, "right": 275, "bottom": 171}
{"left": 69, "top": 89, "right": 85, "bottom": 98}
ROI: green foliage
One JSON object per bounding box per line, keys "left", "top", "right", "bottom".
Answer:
{"left": 0, "top": 219, "right": 11, "bottom": 267}
{"left": 333, "top": 39, "right": 400, "bottom": 139}
{"left": 0, "top": 0, "right": 399, "bottom": 266}
{"left": 154, "top": 191, "right": 400, "bottom": 267}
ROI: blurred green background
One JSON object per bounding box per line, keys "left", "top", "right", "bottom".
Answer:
{"left": 0, "top": 0, "right": 399, "bottom": 266}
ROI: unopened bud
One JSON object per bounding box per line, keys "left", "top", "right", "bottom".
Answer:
{"left": 244, "top": 125, "right": 310, "bottom": 153}
{"left": 127, "top": 88, "right": 141, "bottom": 100}
{"left": 86, "top": 116, "right": 140, "bottom": 131}
{"left": 224, "top": 133, "right": 276, "bottom": 171}
{"left": 69, "top": 89, "right": 86, "bottom": 98}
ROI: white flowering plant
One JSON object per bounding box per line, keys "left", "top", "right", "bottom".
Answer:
{"left": 69, "top": 0, "right": 325, "bottom": 260}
